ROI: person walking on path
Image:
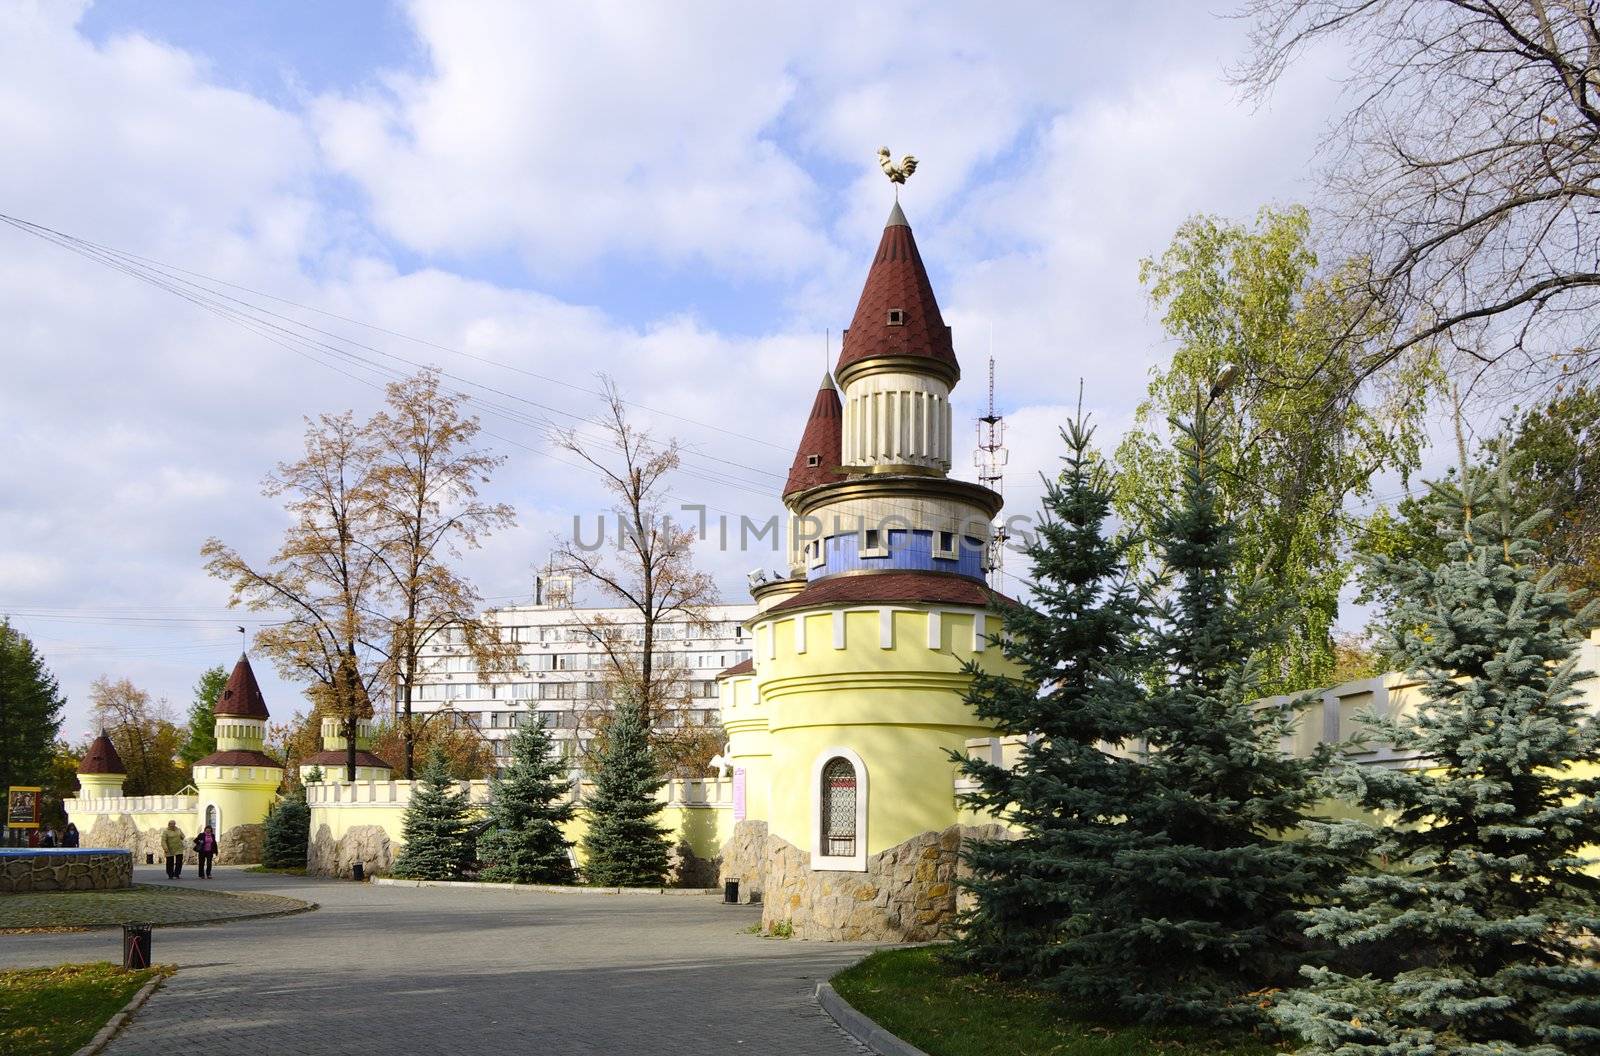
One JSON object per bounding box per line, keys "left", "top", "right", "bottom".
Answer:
{"left": 162, "top": 820, "right": 186, "bottom": 879}
{"left": 193, "top": 825, "right": 217, "bottom": 878}
{"left": 62, "top": 822, "right": 79, "bottom": 848}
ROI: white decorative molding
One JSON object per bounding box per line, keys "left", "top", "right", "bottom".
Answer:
{"left": 879, "top": 608, "right": 894, "bottom": 649}
{"left": 926, "top": 610, "right": 942, "bottom": 650}
{"left": 794, "top": 615, "right": 807, "bottom": 654}
{"left": 973, "top": 612, "right": 987, "bottom": 652}
{"left": 810, "top": 746, "right": 868, "bottom": 872}
{"left": 832, "top": 610, "right": 846, "bottom": 650}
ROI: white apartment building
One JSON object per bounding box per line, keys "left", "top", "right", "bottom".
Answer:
{"left": 408, "top": 600, "right": 756, "bottom": 769}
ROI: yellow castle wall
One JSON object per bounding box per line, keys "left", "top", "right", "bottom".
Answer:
{"left": 747, "top": 605, "right": 1017, "bottom": 858}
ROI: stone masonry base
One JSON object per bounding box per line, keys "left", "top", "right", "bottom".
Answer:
{"left": 718, "top": 821, "right": 1006, "bottom": 942}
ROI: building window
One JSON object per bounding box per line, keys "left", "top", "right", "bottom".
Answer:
{"left": 811, "top": 747, "right": 868, "bottom": 871}
{"left": 806, "top": 453, "right": 821, "bottom": 467}
{"left": 821, "top": 758, "right": 856, "bottom": 857}
{"left": 861, "top": 528, "right": 887, "bottom": 558}
{"left": 935, "top": 530, "right": 957, "bottom": 558}
{"left": 887, "top": 308, "right": 905, "bottom": 326}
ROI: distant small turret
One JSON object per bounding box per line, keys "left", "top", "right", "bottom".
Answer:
{"left": 76, "top": 729, "right": 126, "bottom": 799}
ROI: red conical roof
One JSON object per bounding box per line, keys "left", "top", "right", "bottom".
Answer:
{"left": 214, "top": 654, "right": 270, "bottom": 719}
{"left": 783, "top": 373, "right": 846, "bottom": 497}
{"left": 835, "top": 202, "right": 957, "bottom": 381}
{"left": 79, "top": 729, "right": 126, "bottom": 775}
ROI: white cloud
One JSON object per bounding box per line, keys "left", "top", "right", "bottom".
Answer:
{"left": 0, "top": 1, "right": 1367, "bottom": 739}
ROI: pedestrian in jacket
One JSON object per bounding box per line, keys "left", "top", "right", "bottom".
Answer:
{"left": 63, "top": 823, "right": 79, "bottom": 848}
{"left": 193, "top": 825, "right": 218, "bottom": 879}
{"left": 161, "top": 820, "right": 186, "bottom": 879}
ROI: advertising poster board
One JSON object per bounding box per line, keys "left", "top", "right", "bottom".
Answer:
{"left": 6, "top": 786, "right": 43, "bottom": 829}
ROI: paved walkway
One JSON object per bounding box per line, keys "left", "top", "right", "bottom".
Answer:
{"left": 0, "top": 865, "right": 871, "bottom": 1055}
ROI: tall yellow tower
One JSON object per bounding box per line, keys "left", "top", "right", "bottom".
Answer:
{"left": 192, "top": 655, "right": 282, "bottom": 862}
{"left": 721, "top": 194, "right": 1018, "bottom": 941}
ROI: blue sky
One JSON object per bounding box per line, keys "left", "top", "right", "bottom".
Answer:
{"left": 2, "top": 1, "right": 1420, "bottom": 737}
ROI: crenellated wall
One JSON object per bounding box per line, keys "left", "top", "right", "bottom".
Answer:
{"left": 305, "top": 775, "right": 737, "bottom": 884}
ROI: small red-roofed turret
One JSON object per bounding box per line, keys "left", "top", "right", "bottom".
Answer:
{"left": 782, "top": 373, "right": 845, "bottom": 499}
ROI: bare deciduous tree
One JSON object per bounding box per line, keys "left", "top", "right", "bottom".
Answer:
{"left": 204, "top": 373, "right": 516, "bottom": 782}
{"left": 366, "top": 370, "right": 516, "bottom": 779}
{"left": 550, "top": 377, "right": 721, "bottom": 777}
{"left": 203, "top": 411, "right": 388, "bottom": 782}
{"left": 1237, "top": 0, "right": 1600, "bottom": 399}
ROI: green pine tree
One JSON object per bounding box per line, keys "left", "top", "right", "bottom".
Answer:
{"left": 178, "top": 665, "right": 226, "bottom": 769}
{"left": 581, "top": 698, "right": 671, "bottom": 887}
{"left": 1273, "top": 459, "right": 1600, "bottom": 1055}
{"left": 952, "top": 410, "right": 1149, "bottom": 983}
{"left": 0, "top": 620, "right": 66, "bottom": 798}
{"left": 478, "top": 715, "right": 576, "bottom": 884}
{"left": 1105, "top": 404, "right": 1333, "bottom": 1024}
{"left": 262, "top": 784, "right": 310, "bottom": 869}
{"left": 392, "top": 748, "right": 475, "bottom": 880}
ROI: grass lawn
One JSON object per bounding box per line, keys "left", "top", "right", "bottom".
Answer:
{"left": 831, "top": 947, "right": 1277, "bottom": 1056}
{"left": 0, "top": 962, "right": 172, "bottom": 1056}
{"left": 0, "top": 884, "right": 311, "bottom": 930}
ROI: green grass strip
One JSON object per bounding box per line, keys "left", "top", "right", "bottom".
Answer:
{"left": 830, "top": 947, "right": 1276, "bottom": 1056}
{"left": 0, "top": 962, "right": 172, "bottom": 1056}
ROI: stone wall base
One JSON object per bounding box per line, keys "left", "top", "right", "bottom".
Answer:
{"left": 0, "top": 851, "right": 132, "bottom": 892}
{"left": 729, "top": 823, "right": 1007, "bottom": 942}
{"left": 667, "top": 840, "right": 719, "bottom": 888}
{"left": 216, "top": 823, "right": 265, "bottom": 865}
{"left": 83, "top": 815, "right": 266, "bottom": 866}
{"left": 308, "top": 823, "right": 395, "bottom": 879}
{"left": 718, "top": 819, "right": 769, "bottom": 903}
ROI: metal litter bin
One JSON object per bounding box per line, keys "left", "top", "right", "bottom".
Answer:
{"left": 723, "top": 879, "right": 739, "bottom": 904}
{"left": 122, "top": 924, "right": 152, "bottom": 969}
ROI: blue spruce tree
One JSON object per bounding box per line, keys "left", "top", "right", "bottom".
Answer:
{"left": 392, "top": 748, "right": 474, "bottom": 881}
{"left": 1275, "top": 459, "right": 1600, "bottom": 1054}
{"left": 953, "top": 410, "right": 1149, "bottom": 984}
{"left": 1108, "top": 404, "right": 1334, "bottom": 1023}
{"left": 478, "top": 715, "right": 576, "bottom": 885}
{"left": 581, "top": 697, "right": 672, "bottom": 887}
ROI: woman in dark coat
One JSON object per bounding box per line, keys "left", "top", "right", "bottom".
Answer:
{"left": 63, "top": 823, "right": 80, "bottom": 847}
{"left": 193, "top": 825, "right": 218, "bottom": 879}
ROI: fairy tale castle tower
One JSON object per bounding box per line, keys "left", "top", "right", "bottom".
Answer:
{"left": 719, "top": 163, "right": 1017, "bottom": 941}
{"left": 192, "top": 654, "right": 283, "bottom": 862}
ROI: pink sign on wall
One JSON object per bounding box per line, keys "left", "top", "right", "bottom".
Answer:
{"left": 733, "top": 768, "right": 747, "bottom": 822}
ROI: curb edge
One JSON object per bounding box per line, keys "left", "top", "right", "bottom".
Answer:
{"left": 815, "top": 981, "right": 934, "bottom": 1056}
{"left": 369, "top": 878, "right": 719, "bottom": 896}
{"left": 70, "top": 971, "right": 165, "bottom": 1056}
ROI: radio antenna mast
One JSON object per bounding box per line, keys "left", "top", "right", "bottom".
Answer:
{"left": 974, "top": 351, "right": 1009, "bottom": 587}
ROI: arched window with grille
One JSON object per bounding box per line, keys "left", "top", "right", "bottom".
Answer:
{"left": 821, "top": 758, "right": 857, "bottom": 857}
{"left": 811, "top": 747, "right": 868, "bottom": 871}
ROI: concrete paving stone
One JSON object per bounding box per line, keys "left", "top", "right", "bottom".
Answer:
{"left": 0, "top": 864, "right": 872, "bottom": 1055}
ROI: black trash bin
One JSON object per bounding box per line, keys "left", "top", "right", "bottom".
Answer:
{"left": 351, "top": 862, "right": 365, "bottom": 882}
{"left": 123, "top": 924, "right": 153, "bottom": 969}
{"left": 723, "top": 879, "right": 739, "bottom": 904}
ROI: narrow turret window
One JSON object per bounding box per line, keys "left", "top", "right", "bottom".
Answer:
{"left": 821, "top": 757, "right": 857, "bottom": 857}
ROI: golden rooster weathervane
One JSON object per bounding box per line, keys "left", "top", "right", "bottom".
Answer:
{"left": 878, "top": 147, "right": 918, "bottom": 198}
